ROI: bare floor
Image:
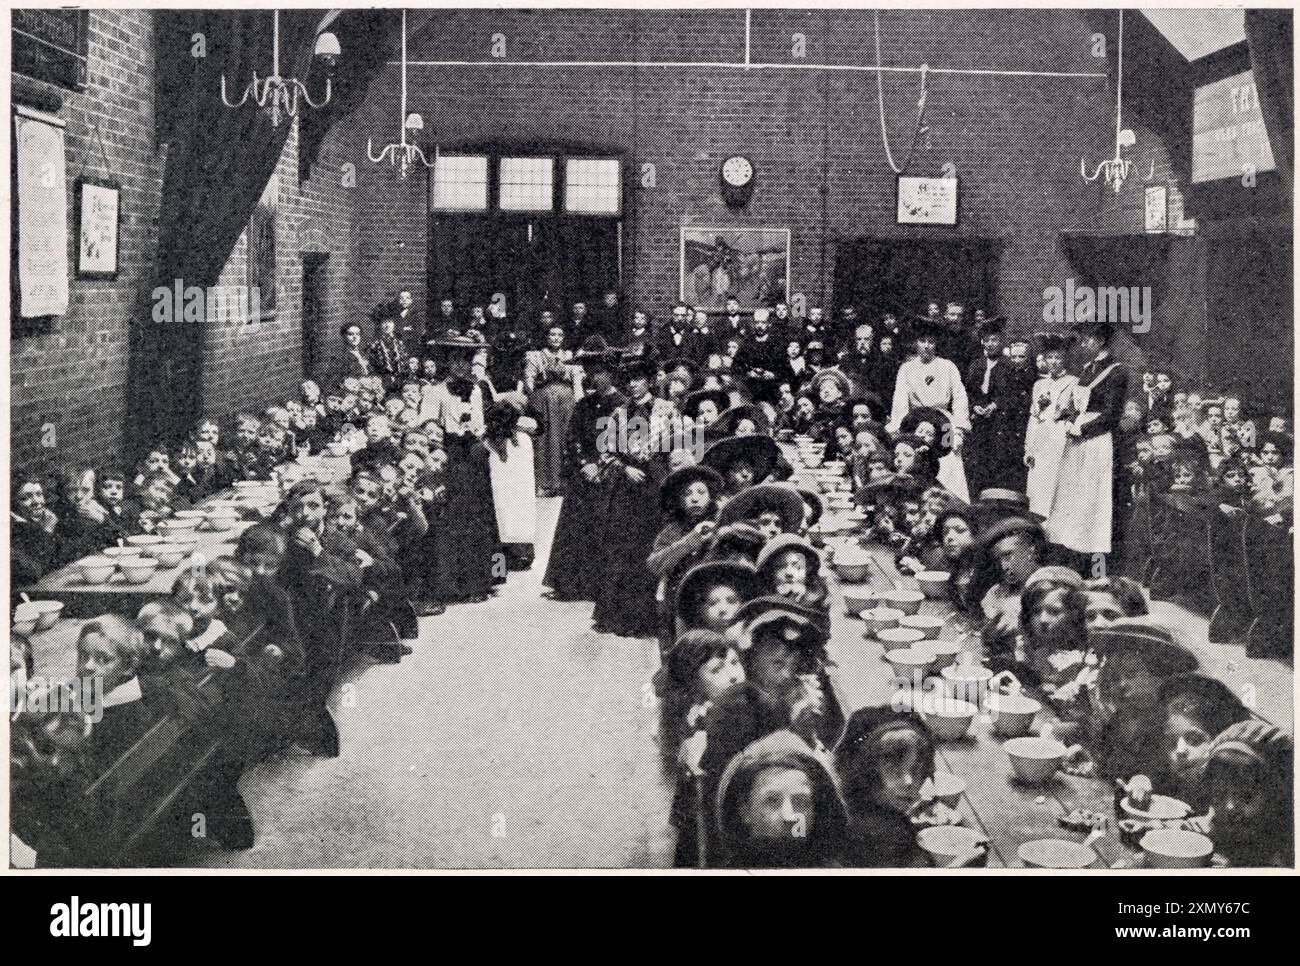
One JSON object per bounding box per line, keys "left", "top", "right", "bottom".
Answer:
{"left": 199, "top": 497, "right": 675, "bottom": 869}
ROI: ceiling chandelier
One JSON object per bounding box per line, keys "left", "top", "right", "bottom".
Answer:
{"left": 368, "top": 10, "right": 434, "bottom": 178}
{"left": 1081, "top": 9, "right": 1140, "bottom": 193}
{"left": 221, "top": 10, "right": 339, "bottom": 128}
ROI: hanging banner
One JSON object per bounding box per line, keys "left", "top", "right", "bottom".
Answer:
{"left": 15, "top": 109, "right": 69, "bottom": 319}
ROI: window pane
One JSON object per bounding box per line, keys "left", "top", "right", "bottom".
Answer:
{"left": 499, "top": 157, "right": 554, "bottom": 212}
{"left": 565, "top": 158, "right": 622, "bottom": 214}
{"left": 431, "top": 154, "right": 489, "bottom": 211}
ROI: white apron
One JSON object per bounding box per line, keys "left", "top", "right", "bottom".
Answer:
{"left": 489, "top": 433, "right": 538, "bottom": 545}
{"left": 1025, "top": 374, "right": 1078, "bottom": 519}
{"left": 1045, "top": 366, "right": 1117, "bottom": 555}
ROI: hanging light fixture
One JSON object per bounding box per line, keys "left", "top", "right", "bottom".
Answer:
{"left": 1081, "top": 10, "right": 1138, "bottom": 193}
{"left": 222, "top": 10, "right": 339, "bottom": 127}
{"left": 368, "top": 10, "right": 434, "bottom": 178}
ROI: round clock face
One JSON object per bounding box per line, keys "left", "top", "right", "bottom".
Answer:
{"left": 721, "top": 156, "right": 754, "bottom": 187}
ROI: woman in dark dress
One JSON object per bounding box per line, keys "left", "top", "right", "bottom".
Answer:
{"left": 425, "top": 332, "right": 499, "bottom": 604}
{"left": 592, "top": 359, "right": 676, "bottom": 637}
{"left": 544, "top": 337, "right": 625, "bottom": 601}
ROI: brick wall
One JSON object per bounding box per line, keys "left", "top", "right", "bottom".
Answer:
{"left": 345, "top": 8, "right": 1118, "bottom": 331}
{"left": 10, "top": 9, "right": 362, "bottom": 478}
{"left": 11, "top": 9, "right": 161, "bottom": 476}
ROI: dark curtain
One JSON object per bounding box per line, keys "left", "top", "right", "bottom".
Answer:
{"left": 833, "top": 238, "right": 1003, "bottom": 319}
{"left": 1245, "top": 8, "right": 1294, "bottom": 199}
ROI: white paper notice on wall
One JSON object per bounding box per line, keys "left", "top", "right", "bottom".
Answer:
{"left": 896, "top": 175, "right": 959, "bottom": 226}
{"left": 15, "top": 108, "right": 70, "bottom": 318}
{"left": 1144, "top": 185, "right": 1168, "bottom": 233}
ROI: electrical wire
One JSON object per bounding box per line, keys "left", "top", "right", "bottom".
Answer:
{"left": 874, "top": 9, "right": 930, "bottom": 176}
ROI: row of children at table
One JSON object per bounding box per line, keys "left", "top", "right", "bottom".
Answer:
{"left": 642, "top": 441, "right": 1292, "bottom": 866}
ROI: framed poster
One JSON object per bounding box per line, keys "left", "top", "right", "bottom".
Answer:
{"left": 680, "top": 227, "right": 789, "bottom": 310}
{"left": 75, "top": 177, "right": 121, "bottom": 279}
{"left": 1144, "top": 185, "right": 1168, "bottom": 233}
{"left": 896, "top": 175, "right": 959, "bottom": 226}
{"left": 14, "top": 107, "right": 69, "bottom": 321}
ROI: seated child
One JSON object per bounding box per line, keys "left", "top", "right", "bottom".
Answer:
{"left": 170, "top": 439, "right": 206, "bottom": 506}
{"left": 714, "top": 729, "right": 848, "bottom": 868}
{"left": 97, "top": 467, "right": 140, "bottom": 535}
{"left": 56, "top": 466, "right": 119, "bottom": 562}
{"left": 133, "top": 444, "right": 178, "bottom": 490}
{"left": 834, "top": 706, "right": 957, "bottom": 868}
{"left": 76, "top": 615, "right": 154, "bottom": 772}
{"left": 672, "top": 559, "right": 762, "bottom": 642}
{"left": 132, "top": 471, "right": 176, "bottom": 532}
{"left": 1197, "top": 720, "right": 1293, "bottom": 867}
{"left": 754, "top": 533, "right": 829, "bottom": 613}
{"left": 656, "top": 629, "right": 746, "bottom": 773}
{"left": 11, "top": 473, "right": 63, "bottom": 582}
{"left": 1150, "top": 673, "right": 1251, "bottom": 805}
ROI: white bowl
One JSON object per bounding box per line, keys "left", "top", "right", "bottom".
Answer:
{"left": 119, "top": 558, "right": 160, "bottom": 584}
{"left": 860, "top": 607, "right": 904, "bottom": 636}
{"left": 834, "top": 559, "right": 872, "bottom": 583}
{"left": 172, "top": 509, "right": 206, "bottom": 521}
{"left": 989, "top": 693, "right": 1042, "bottom": 738}
{"left": 206, "top": 511, "right": 240, "bottom": 532}
{"left": 150, "top": 543, "right": 190, "bottom": 568}
{"left": 887, "top": 646, "right": 938, "bottom": 679}
{"left": 125, "top": 534, "right": 165, "bottom": 548}
{"left": 1121, "top": 794, "right": 1191, "bottom": 822}
{"left": 101, "top": 547, "right": 145, "bottom": 564}
{"left": 1140, "top": 828, "right": 1214, "bottom": 868}
{"left": 1018, "top": 839, "right": 1098, "bottom": 869}
{"left": 916, "top": 570, "right": 951, "bottom": 599}
{"left": 917, "top": 825, "right": 984, "bottom": 865}
{"left": 1004, "top": 736, "right": 1067, "bottom": 785}
{"left": 842, "top": 588, "right": 877, "bottom": 617}
{"left": 876, "top": 589, "right": 924, "bottom": 615}
{"left": 157, "top": 518, "right": 200, "bottom": 537}
{"left": 923, "top": 698, "right": 979, "bottom": 741}
{"left": 76, "top": 556, "right": 116, "bottom": 584}
{"left": 878, "top": 627, "right": 927, "bottom": 649}
{"left": 13, "top": 603, "right": 42, "bottom": 636}
{"left": 940, "top": 662, "right": 995, "bottom": 703}
{"left": 803, "top": 451, "right": 824, "bottom": 469}
{"left": 924, "top": 639, "right": 964, "bottom": 670}
{"left": 30, "top": 599, "right": 64, "bottom": 631}
{"left": 921, "top": 772, "right": 966, "bottom": 808}
{"left": 899, "top": 614, "right": 945, "bottom": 637}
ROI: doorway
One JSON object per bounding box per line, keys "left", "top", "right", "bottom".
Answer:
{"left": 429, "top": 215, "right": 621, "bottom": 336}
{"left": 833, "top": 238, "right": 1004, "bottom": 318}
{"left": 301, "top": 252, "right": 328, "bottom": 382}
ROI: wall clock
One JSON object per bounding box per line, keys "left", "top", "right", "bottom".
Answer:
{"left": 721, "top": 155, "right": 755, "bottom": 208}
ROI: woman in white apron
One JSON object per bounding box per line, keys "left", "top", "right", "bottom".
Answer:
{"left": 1045, "top": 320, "right": 1129, "bottom": 558}
{"left": 485, "top": 394, "right": 538, "bottom": 563}
{"left": 1024, "top": 332, "right": 1078, "bottom": 518}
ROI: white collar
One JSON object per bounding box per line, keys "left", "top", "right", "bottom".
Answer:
{"left": 103, "top": 677, "right": 143, "bottom": 709}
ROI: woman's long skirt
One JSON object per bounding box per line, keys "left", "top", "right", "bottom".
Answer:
{"left": 435, "top": 435, "right": 498, "bottom": 601}
{"left": 534, "top": 381, "right": 575, "bottom": 494}
{"left": 592, "top": 471, "right": 662, "bottom": 637}
{"left": 1045, "top": 431, "right": 1114, "bottom": 555}
{"left": 544, "top": 473, "right": 611, "bottom": 601}
{"left": 489, "top": 435, "right": 537, "bottom": 546}
{"left": 1026, "top": 422, "right": 1069, "bottom": 519}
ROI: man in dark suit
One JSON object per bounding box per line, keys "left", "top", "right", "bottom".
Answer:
{"left": 733, "top": 309, "right": 785, "bottom": 404}
{"left": 654, "top": 303, "right": 692, "bottom": 360}
{"left": 394, "top": 290, "right": 425, "bottom": 357}
{"left": 964, "top": 316, "right": 1015, "bottom": 494}
{"left": 592, "top": 287, "right": 625, "bottom": 345}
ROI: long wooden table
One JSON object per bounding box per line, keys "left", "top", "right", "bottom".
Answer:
{"left": 790, "top": 454, "right": 1139, "bottom": 869}
{"left": 17, "top": 454, "right": 353, "bottom": 617}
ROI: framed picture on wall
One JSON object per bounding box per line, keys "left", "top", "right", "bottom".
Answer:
{"left": 74, "top": 176, "right": 119, "bottom": 279}
{"left": 1145, "top": 185, "right": 1168, "bottom": 233}
{"left": 680, "top": 227, "right": 790, "bottom": 311}
{"left": 896, "top": 175, "right": 959, "bottom": 226}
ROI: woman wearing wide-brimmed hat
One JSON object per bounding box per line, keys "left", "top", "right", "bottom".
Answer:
{"left": 543, "top": 338, "right": 626, "bottom": 602}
